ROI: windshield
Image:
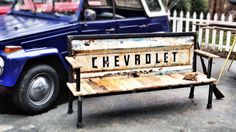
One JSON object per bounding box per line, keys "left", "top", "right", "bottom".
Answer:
{"left": 0, "top": 0, "right": 14, "bottom": 6}
{"left": 13, "top": 0, "right": 80, "bottom": 15}
{"left": 145, "top": 0, "right": 161, "bottom": 12}
{"left": 115, "top": 0, "right": 142, "bottom": 9}
{"left": 87, "top": 0, "right": 107, "bottom": 6}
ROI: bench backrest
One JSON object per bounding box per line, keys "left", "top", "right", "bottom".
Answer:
{"left": 67, "top": 33, "right": 196, "bottom": 78}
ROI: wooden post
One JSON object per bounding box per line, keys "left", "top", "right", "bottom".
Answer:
{"left": 204, "top": 13, "right": 211, "bottom": 49}
{"left": 177, "top": 11, "right": 183, "bottom": 32}
{"left": 198, "top": 12, "right": 204, "bottom": 48}
{"left": 185, "top": 12, "right": 190, "bottom": 32}
{"left": 212, "top": 14, "right": 218, "bottom": 49}
{"left": 226, "top": 15, "right": 233, "bottom": 51}
{"left": 192, "top": 12, "right": 197, "bottom": 32}
{"left": 219, "top": 14, "right": 225, "bottom": 51}
{"left": 172, "top": 10, "right": 177, "bottom": 32}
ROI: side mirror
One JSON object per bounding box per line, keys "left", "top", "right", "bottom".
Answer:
{"left": 84, "top": 9, "right": 96, "bottom": 21}
{"left": 229, "top": 0, "right": 236, "bottom": 5}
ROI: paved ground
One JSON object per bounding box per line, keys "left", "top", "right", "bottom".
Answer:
{"left": 0, "top": 58, "right": 236, "bottom": 132}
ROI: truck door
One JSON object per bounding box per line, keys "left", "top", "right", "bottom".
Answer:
{"left": 80, "top": 19, "right": 116, "bottom": 34}
{"left": 114, "top": 0, "right": 148, "bottom": 33}
{"left": 141, "top": 0, "right": 171, "bottom": 32}
{"left": 79, "top": 0, "right": 116, "bottom": 34}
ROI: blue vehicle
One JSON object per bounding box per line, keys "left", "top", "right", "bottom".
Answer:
{"left": 0, "top": 0, "right": 170, "bottom": 113}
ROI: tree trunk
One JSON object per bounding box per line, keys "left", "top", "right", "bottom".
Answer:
{"left": 209, "top": 0, "right": 232, "bottom": 17}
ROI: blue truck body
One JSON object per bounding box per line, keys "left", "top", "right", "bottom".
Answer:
{"left": 0, "top": 0, "right": 170, "bottom": 113}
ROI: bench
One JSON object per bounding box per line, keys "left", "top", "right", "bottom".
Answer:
{"left": 65, "top": 33, "right": 221, "bottom": 128}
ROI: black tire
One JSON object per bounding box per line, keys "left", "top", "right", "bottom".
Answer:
{"left": 12, "top": 64, "right": 60, "bottom": 114}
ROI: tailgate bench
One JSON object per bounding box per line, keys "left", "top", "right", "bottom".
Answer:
{"left": 65, "top": 33, "right": 220, "bottom": 128}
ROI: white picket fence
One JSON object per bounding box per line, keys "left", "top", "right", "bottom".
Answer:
{"left": 169, "top": 10, "right": 236, "bottom": 52}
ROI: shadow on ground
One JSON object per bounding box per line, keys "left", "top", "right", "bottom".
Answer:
{"left": 0, "top": 94, "right": 19, "bottom": 114}
{"left": 0, "top": 86, "right": 69, "bottom": 115}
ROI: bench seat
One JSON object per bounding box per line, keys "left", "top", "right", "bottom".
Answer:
{"left": 67, "top": 72, "right": 216, "bottom": 96}
{"left": 65, "top": 33, "right": 224, "bottom": 128}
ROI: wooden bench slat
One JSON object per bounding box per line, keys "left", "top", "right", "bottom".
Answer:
{"left": 104, "top": 79, "right": 128, "bottom": 91}
{"left": 135, "top": 76, "right": 162, "bottom": 88}
{"left": 125, "top": 78, "right": 146, "bottom": 90}
{"left": 68, "top": 72, "right": 216, "bottom": 96}
{"left": 88, "top": 78, "right": 117, "bottom": 92}
{"left": 136, "top": 77, "right": 156, "bottom": 86}
{"left": 86, "top": 80, "right": 109, "bottom": 93}
{"left": 97, "top": 79, "right": 122, "bottom": 92}
{"left": 145, "top": 76, "right": 166, "bottom": 86}
{"left": 67, "top": 83, "right": 83, "bottom": 96}
{"left": 81, "top": 82, "right": 97, "bottom": 94}
{"left": 65, "top": 57, "right": 82, "bottom": 69}
{"left": 168, "top": 74, "right": 187, "bottom": 83}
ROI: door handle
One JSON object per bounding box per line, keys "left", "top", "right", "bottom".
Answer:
{"left": 105, "top": 28, "right": 115, "bottom": 32}
{"left": 138, "top": 24, "right": 147, "bottom": 28}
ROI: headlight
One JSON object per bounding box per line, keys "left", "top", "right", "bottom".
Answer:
{"left": 0, "top": 57, "right": 4, "bottom": 76}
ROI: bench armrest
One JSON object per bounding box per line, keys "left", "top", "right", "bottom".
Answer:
{"left": 195, "top": 49, "right": 219, "bottom": 59}
{"left": 65, "top": 57, "right": 82, "bottom": 69}
{"left": 66, "top": 57, "right": 82, "bottom": 92}
{"left": 194, "top": 50, "right": 217, "bottom": 79}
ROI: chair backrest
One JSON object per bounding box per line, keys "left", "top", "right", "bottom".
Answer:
{"left": 67, "top": 33, "right": 196, "bottom": 78}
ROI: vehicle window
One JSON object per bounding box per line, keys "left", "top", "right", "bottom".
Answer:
{"left": 113, "top": 0, "right": 145, "bottom": 18}
{"left": 0, "top": 0, "right": 14, "bottom": 6}
{"left": 115, "top": 0, "right": 142, "bottom": 9}
{"left": 14, "top": 0, "right": 80, "bottom": 16}
{"left": 145, "top": 0, "right": 161, "bottom": 12}
{"left": 83, "top": 0, "right": 114, "bottom": 21}
{"left": 87, "top": 0, "right": 108, "bottom": 6}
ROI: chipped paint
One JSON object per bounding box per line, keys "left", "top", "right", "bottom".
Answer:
{"left": 75, "top": 48, "right": 192, "bottom": 72}
{"left": 69, "top": 35, "right": 194, "bottom": 79}
{"left": 71, "top": 36, "right": 194, "bottom": 51}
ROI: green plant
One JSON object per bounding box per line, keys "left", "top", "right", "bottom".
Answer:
{"left": 172, "top": 0, "right": 190, "bottom": 13}
{"left": 190, "top": 0, "right": 208, "bottom": 16}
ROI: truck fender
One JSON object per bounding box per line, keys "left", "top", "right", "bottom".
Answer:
{"left": 0, "top": 47, "right": 68, "bottom": 87}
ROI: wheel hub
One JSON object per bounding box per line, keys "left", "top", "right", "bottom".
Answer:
{"left": 28, "top": 74, "right": 54, "bottom": 105}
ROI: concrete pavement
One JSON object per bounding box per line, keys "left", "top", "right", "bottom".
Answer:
{"left": 0, "top": 58, "right": 236, "bottom": 132}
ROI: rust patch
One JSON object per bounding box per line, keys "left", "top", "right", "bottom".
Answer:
{"left": 86, "top": 79, "right": 108, "bottom": 93}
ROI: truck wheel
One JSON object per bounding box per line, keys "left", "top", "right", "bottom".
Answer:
{"left": 12, "top": 64, "right": 59, "bottom": 114}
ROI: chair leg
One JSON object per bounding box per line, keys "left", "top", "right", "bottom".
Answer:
{"left": 189, "top": 86, "right": 195, "bottom": 99}
{"left": 68, "top": 91, "right": 73, "bottom": 114}
{"left": 207, "top": 84, "right": 214, "bottom": 109}
{"left": 77, "top": 96, "right": 83, "bottom": 128}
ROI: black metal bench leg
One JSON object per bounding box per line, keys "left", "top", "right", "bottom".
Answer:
{"left": 77, "top": 96, "right": 83, "bottom": 128}
{"left": 189, "top": 85, "right": 195, "bottom": 98}
{"left": 212, "top": 85, "right": 225, "bottom": 99}
{"left": 68, "top": 90, "right": 73, "bottom": 114}
{"left": 207, "top": 84, "right": 214, "bottom": 109}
